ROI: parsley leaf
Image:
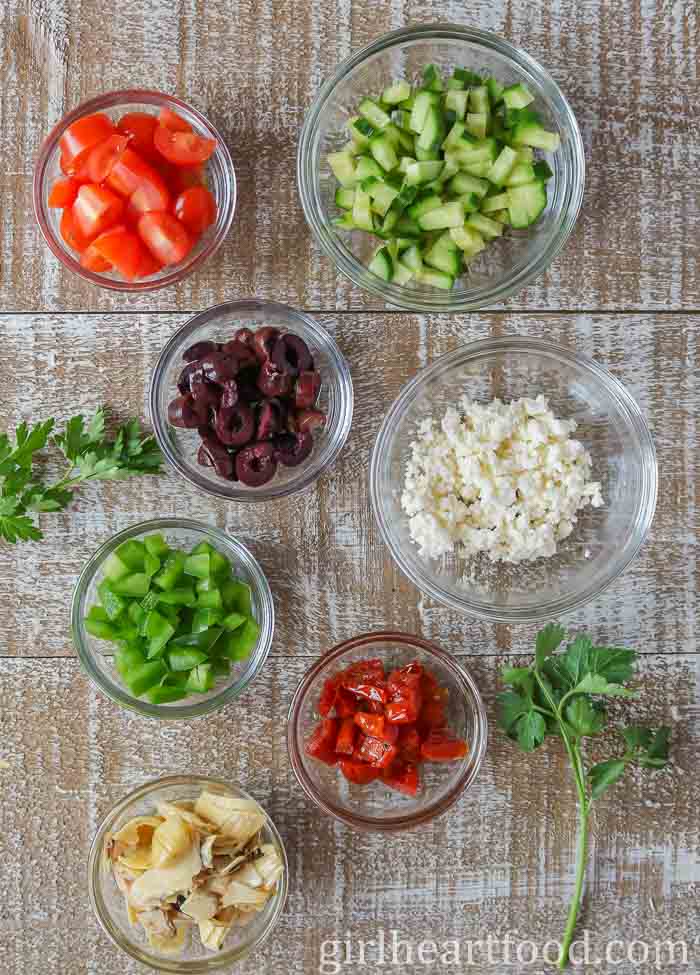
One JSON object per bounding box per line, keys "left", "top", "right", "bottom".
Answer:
{"left": 588, "top": 759, "right": 626, "bottom": 799}
{"left": 535, "top": 621, "right": 566, "bottom": 667}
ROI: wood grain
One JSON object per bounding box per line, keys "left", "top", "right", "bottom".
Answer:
{"left": 1, "top": 0, "right": 698, "bottom": 312}
{"left": 1, "top": 653, "right": 698, "bottom": 975}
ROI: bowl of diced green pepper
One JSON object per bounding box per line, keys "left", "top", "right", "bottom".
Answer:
{"left": 71, "top": 518, "right": 274, "bottom": 718}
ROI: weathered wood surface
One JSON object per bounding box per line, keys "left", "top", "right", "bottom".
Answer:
{"left": 1, "top": 0, "right": 698, "bottom": 312}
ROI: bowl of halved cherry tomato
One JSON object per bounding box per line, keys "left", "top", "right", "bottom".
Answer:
{"left": 33, "top": 89, "right": 235, "bottom": 290}
{"left": 287, "top": 631, "right": 487, "bottom": 831}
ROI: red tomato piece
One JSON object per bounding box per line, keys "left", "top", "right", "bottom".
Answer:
{"left": 334, "top": 687, "right": 357, "bottom": 718}
{"left": 354, "top": 712, "right": 385, "bottom": 738}
{"left": 383, "top": 761, "right": 420, "bottom": 796}
{"left": 305, "top": 718, "right": 339, "bottom": 766}
{"left": 174, "top": 186, "right": 216, "bottom": 234}
{"left": 335, "top": 716, "right": 356, "bottom": 756}
{"left": 154, "top": 125, "right": 217, "bottom": 166}
{"left": 107, "top": 147, "right": 158, "bottom": 198}
{"left": 59, "top": 206, "right": 95, "bottom": 253}
{"left": 48, "top": 176, "right": 80, "bottom": 208}
{"left": 356, "top": 736, "right": 399, "bottom": 769}
{"left": 133, "top": 250, "right": 165, "bottom": 279}
{"left": 318, "top": 676, "right": 339, "bottom": 717}
{"left": 397, "top": 726, "right": 422, "bottom": 763}
{"left": 117, "top": 112, "right": 160, "bottom": 162}
{"left": 92, "top": 225, "right": 149, "bottom": 280}
{"left": 137, "top": 212, "right": 192, "bottom": 266}
{"left": 158, "top": 108, "right": 193, "bottom": 133}
{"left": 130, "top": 170, "right": 171, "bottom": 215}
{"left": 420, "top": 729, "right": 469, "bottom": 763}
{"left": 73, "top": 184, "right": 124, "bottom": 238}
{"left": 339, "top": 758, "right": 380, "bottom": 786}
{"left": 59, "top": 113, "right": 115, "bottom": 170}
{"left": 80, "top": 243, "right": 112, "bottom": 273}
{"left": 87, "top": 134, "right": 129, "bottom": 184}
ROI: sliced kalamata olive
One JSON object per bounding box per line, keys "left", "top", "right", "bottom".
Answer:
{"left": 177, "top": 360, "right": 203, "bottom": 395}
{"left": 198, "top": 427, "right": 234, "bottom": 479}
{"left": 253, "top": 326, "right": 280, "bottom": 363}
{"left": 294, "top": 370, "right": 321, "bottom": 409}
{"left": 220, "top": 339, "right": 257, "bottom": 368}
{"left": 183, "top": 340, "right": 218, "bottom": 363}
{"left": 220, "top": 378, "right": 238, "bottom": 409}
{"left": 190, "top": 375, "right": 221, "bottom": 410}
{"left": 236, "top": 442, "right": 277, "bottom": 487}
{"left": 256, "top": 400, "right": 285, "bottom": 441}
{"left": 235, "top": 366, "right": 260, "bottom": 403}
{"left": 295, "top": 409, "right": 326, "bottom": 433}
{"left": 257, "top": 359, "right": 292, "bottom": 398}
{"left": 234, "top": 327, "right": 255, "bottom": 352}
{"left": 272, "top": 334, "right": 313, "bottom": 376}
{"left": 215, "top": 403, "right": 255, "bottom": 447}
{"left": 200, "top": 352, "right": 239, "bottom": 385}
{"left": 168, "top": 394, "right": 207, "bottom": 429}
{"left": 273, "top": 430, "right": 313, "bottom": 467}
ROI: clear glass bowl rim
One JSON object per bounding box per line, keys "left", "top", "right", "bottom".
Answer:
{"left": 87, "top": 774, "right": 289, "bottom": 973}
{"left": 149, "top": 299, "right": 354, "bottom": 501}
{"left": 369, "top": 336, "right": 658, "bottom": 622}
{"left": 297, "top": 22, "right": 585, "bottom": 312}
{"left": 33, "top": 88, "right": 236, "bottom": 293}
{"left": 286, "top": 630, "right": 488, "bottom": 832}
{"left": 71, "top": 518, "right": 274, "bottom": 718}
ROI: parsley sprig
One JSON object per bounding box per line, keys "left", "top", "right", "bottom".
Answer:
{"left": 0, "top": 410, "right": 163, "bottom": 543}
{"left": 498, "top": 624, "right": 671, "bottom": 969}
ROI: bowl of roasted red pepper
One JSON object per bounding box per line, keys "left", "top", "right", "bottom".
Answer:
{"left": 287, "top": 631, "right": 487, "bottom": 831}
{"left": 33, "top": 89, "right": 235, "bottom": 290}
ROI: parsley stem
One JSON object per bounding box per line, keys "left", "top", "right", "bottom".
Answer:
{"left": 559, "top": 749, "right": 589, "bottom": 968}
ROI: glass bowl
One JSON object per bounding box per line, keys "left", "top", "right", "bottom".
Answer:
{"left": 71, "top": 519, "right": 274, "bottom": 718}
{"left": 33, "top": 89, "right": 236, "bottom": 291}
{"left": 370, "top": 337, "right": 657, "bottom": 623}
{"left": 88, "top": 774, "right": 288, "bottom": 973}
{"left": 150, "top": 299, "right": 354, "bottom": 501}
{"left": 297, "top": 23, "right": 584, "bottom": 311}
{"left": 287, "top": 631, "right": 487, "bottom": 832}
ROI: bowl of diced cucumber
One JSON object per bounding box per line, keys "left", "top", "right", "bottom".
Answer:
{"left": 71, "top": 519, "right": 274, "bottom": 718}
{"left": 297, "top": 23, "right": 584, "bottom": 311}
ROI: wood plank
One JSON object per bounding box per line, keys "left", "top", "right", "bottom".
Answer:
{"left": 1, "top": 653, "right": 697, "bottom": 974}
{"left": 0, "top": 312, "right": 697, "bottom": 659}
{"left": 1, "top": 1, "right": 697, "bottom": 312}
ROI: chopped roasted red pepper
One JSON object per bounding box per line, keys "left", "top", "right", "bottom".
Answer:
{"left": 334, "top": 687, "right": 357, "bottom": 717}
{"left": 335, "top": 716, "right": 356, "bottom": 755}
{"left": 344, "top": 678, "right": 389, "bottom": 705}
{"left": 397, "top": 725, "right": 422, "bottom": 763}
{"left": 356, "top": 735, "right": 399, "bottom": 769}
{"left": 383, "top": 761, "right": 420, "bottom": 796}
{"left": 318, "top": 676, "right": 339, "bottom": 717}
{"left": 339, "top": 758, "right": 380, "bottom": 785}
{"left": 421, "top": 729, "right": 469, "bottom": 763}
{"left": 354, "top": 712, "right": 385, "bottom": 738}
{"left": 305, "top": 718, "right": 339, "bottom": 766}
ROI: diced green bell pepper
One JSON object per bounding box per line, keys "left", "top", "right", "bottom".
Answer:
{"left": 84, "top": 617, "right": 121, "bottom": 641}
{"left": 125, "top": 660, "right": 167, "bottom": 696}
{"left": 144, "top": 533, "right": 171, "bottom": 559}
{"left": 145, "top": 610, "right": 175, "bottom": 659}
{"left": 157, "top": 587, "right": 197, "bottom": 607}
{"left": 128, "top": 601, "right": 147, "bottom": 628}
{"left": 86, "top": 605, "right": 110, "bottom": 623}
{"left": 111, "top": 573, "right": 150, "bottom": 597}
{"left": 221, "top": 618, "right": 260, "bottom": 660}
{"left": 167, "top": 648, "right": 209, "bottom": 672}
{"left": 186, "top": 663, "right": 215, "bottom": 693}
{"left": 116, "top": 540, "right": 146, "bottom": 572}
{"left": 171, "top": 627, "right": 224, "bottom": 653}
{"left": 145, "top": 684, "right": 187, "bottom": 704}
{"left": 191, "top": 542, "right": 230, "bottom": 578}
{"left": 197, "top": 588, "right": 223, "bottom": 611}
{"left": 98, "top": 579, "right": 127, "bottom": 620}
{"left": 102, "top": 551, "right": 130, "bottom": 582}
{"left": 184, "top": 553, "right": 210, "bottom": 579}
{"left": 192, "top": 608, "right": 223, "bottom": 633}
{"left": 221, "top": 579, "right": 252, "bottom": 616}
{"left": 222, "top": 611, "right": 246, "bottom": 632}
{"left": 154, "top": 552, "right": 186, "bottom": 591}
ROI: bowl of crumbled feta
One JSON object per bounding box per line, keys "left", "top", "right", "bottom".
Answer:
{"left": 369, "top": 337, "right": 657, "bottom": 622}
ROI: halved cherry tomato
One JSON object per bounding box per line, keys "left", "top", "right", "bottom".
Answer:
{"left": 397, "top": 726, "right": 422, "bottom": 763}
{"left": 339, "top": 758, "right": 380, "bottom": 785}
{"left": 91, "top": 225, "right": 149, "bottom": 280}
{"left": 48, "top": 176, "right": 80, "bottom": 208}
{"left": 87, "top": 134, "right": 129, "bottom": 184}
{"left": 137, "top": 211, "right": 192, "bottom": 266}
{"left": 420, "top": 730, "right": 469, "bottom": 763}
{"left": 107, "top": 147, "right": 158, "bottom": 197}
{"left": 80, "top": 243, "right": 112, "bottom": 273}
{"left": 305, "top": 718, "right": 339, "bottom": 766}
{"left": 133, "top": 250, "right": 165, "bottom": 279}
{"left": 158, "top": 107, "right": 192, "bottom": 133}
{"left": 154, "top": 125, "right": 216, "bottom": 166}
{"left": 174, "top": 186, "right": 216, "bottom": 234}
{"left": 382, "top": 761, "right": 420, "bottom": 796}
{"left": 130, "top": 170, "right": 171, "bottom": 215}
{"left": 60, "top": 206, "right": 95, "bottom": 253}
{"left": 117, "top": 112, "right": 160, "bottom": 162}
{"left": 356, "top": 736, "right": 398, "bottom": 769}
{"left": 59, "top": 113, "right": 115, "bottom": 169}
{"left": 335, "top": 716, "right": 356, "bottom": 756}
{"left": 354, "top": 712, "right": 385, "bottom": 738}
{"left": 73, "top": 184, "right": 124, "bottom": 238}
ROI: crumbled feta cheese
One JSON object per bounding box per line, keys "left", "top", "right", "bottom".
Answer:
{"left": 401, "top": 394, "right": 604, "bottom": 564}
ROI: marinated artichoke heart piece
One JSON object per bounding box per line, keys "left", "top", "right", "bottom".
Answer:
{"left": 157, "top": 800, "right": 217, "bottom": 834}
{"left": 199, "top": 918, "right": 232, "bottom": 952}
{"left": 180, "top": 889, "right": 219, "bottom": 922}
{"left": 114, "top": 815, "right": 165, "bottom": 847}
{"left": 254, "top": 844, "right": 285, "bottom": 889}
{"left": 221, "top": 880, "right": 269, "bottom": 911}
{"left": 194, "top": 792, "right": 266, "bottom": 847}
{"left": 119, "top": 845, "right": 154, "bottom": 872}
{"left": 129, "top": 822, "right": 202, "bottom": 911}
{"left": 200, "top": 834, "right": 217, "bottom": 869}
{"left": 152, "top": 815, "right": 194, "bottom": 867}
{"left": 140, "top": 910, "right": 188, "bottom": 954}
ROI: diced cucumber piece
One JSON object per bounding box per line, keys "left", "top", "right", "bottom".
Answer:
{"left": 442, "top": 121, "right": 465, "bottom": 152}
{"left": 502, "top": 83, "right": 535, "bottom": 110}
{"left": 368, "top": 182, "right": 400, "bottom": 216}
{"left": 505, "top": 162, "right": 536, "bottom": 187}
{"left": 444, "top": 89, "right": 469, "bottom": 120}
{"left": 395, "top": 214, "right": 422, "bottom": 237}
{"left": 448, "top": 172, "right": 489, "bottom": 198}
{"left": 459, "top": 191, "right": 481, "bottom": 213}
{"left": 416, "top": 105, "right": 445, "bottom": 151}
{"left": 369, "top": 135, "right": 399, "bottom": 172}
{"left": 418, "top": 201, "right": 466, "bottom": 231}
{"left": 409, "top": 89, "right": 440, "bottom": 133}
{"left": 486, "top": 145, "right": 518, "bottom": 187}
{"left": 469, "top": 85, "right": 490, "bottom": 114}
{"left": 392, "top": 262, "right": 414, "bottom": 285}
{"left": 332, "top": 213, "right": 356, "bottom": 230}
{"left": 352, "top": 188, "right": 374, "bottom": 231}
{"left": 533, "top": 160, "right": 554, "bottom": 181}
{"left": 328, "top": 150, "right": 357, "bottom": 187}
{"left": 400, "top": 244, "right": 423, "bottom": 271}
{"left": 407, "top": 194, "right": 443, "bottom": 220}
{"left": 516, "top": 146, "right": 535, "bottom": 163}
{"left": 359, "top": 98, "right": 391, "bottom": 129}
{"left": 465, "top": 113, "right": 488, "bottom": 139}
{"left": 415, "top": 267, "right": 454, "bottom": 289}
{"left": 511, "top": 122, "right": 560, "bottom": 152}
{"left": 462, "top": 160, "right": 493, "bottom": 177}
{"left": 404, "top": 160, "right": 444, "bottom": 185}
{"left": 398, "top": 155, "right": 417, "bottom": 174}
{"left": 415, "top": 145, "right": 440, "bottom": 162}
{"left": 422, "top": 64, "right": 443, "bottom": 92}
{"left": 368, "top": 246, "right": 393, "bottom": 281}
{"left": 355, "top": 156, "right": 384, "bottom": 181}
{"left": 346, "top": 116, "right": 373, "bottom": 146}
{"left": 490, "top": 209, "right": 511, "bottom": 225}
{"left": 481, "top": 191, "right": 509, "bottom": 212}
{"left": 466, "top": 212, "right": 504, "bottom": 239}
{"left": 382, "top": 80, "right": 411, "bottom": 104}
{"left": 335, "top": 187, "right": 355, "bottom": 210}
{"left": 453, "top": 67, "right": 482, "bottom": 86}
{"left": 449, "top": 225, "right": 486, "bottom": 257}
{"left": 424, "top": 232, "right": 461, "bottom": 276}
{"left": 486, "top": 77, "right": 505, "bottom": 104}
{"left": 506, "top": 181, "right": 547, "bottom": 227}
